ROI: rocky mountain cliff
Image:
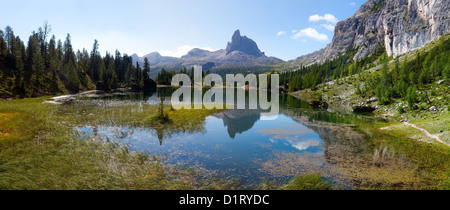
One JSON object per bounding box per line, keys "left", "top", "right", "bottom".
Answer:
{"left": 292, "top": 0, "right": 450, "bottom": 65}
{"left": 226, "top": 30, "right": 265, "bottom": 57}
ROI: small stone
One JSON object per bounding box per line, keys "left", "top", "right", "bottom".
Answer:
{"left": 439, "top": 130, "right": 443, "bottom": 133}
{"left": 367, "top": 97, "right": 378, "bottom": 103}
{"left": 429, "top": 106, "right": 438, "bottom": 112}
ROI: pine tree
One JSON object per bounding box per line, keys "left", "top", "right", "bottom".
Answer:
{"left": 14, "top": 37, "right": 26, "bottom": 96}
{"left": 376, "top": 54, "right": 392, "bottom": 104}
{"left": 62, "top": 34, "right": 80, "bottom": 92}
{"left": 48, "top": 35, "right": 60, "bottom": 92}
{"left": 0, "top": 34, "right": 6, "bottom": 57}
{"left": 143, "top": 57, "right": 150, "bottom": 81}
{"left": 89, "top": 39, "right": 103, "bottom": 83}
{"left": 134, "top": 62, "right": 141, "bottom": 86}
{"left": 105, "top": 54, "right": 118, "bottom": 89}
{"left": 4, "top": 26, "right": 15, "bottom": 55}
{"left": 26, "top": 33, "right": 45, "bottom": 95}
{"left": 406, "top": 86, "right": 417, "bottom": 110}
{"left": 114, "top": 50, "right": 122, "bottom": 81}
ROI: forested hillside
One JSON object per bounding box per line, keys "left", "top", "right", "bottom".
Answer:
{"left": 281, "top": 35, "right": 450, "bottom": 106}
{"left": 0, "top": 23, "right": 151, "bottom": 98}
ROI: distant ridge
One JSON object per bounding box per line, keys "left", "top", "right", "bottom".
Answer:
{"left": 132, "top": 30, "right": 284, "bottom": 77}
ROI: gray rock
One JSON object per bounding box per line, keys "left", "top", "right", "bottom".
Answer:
{"left": 367, "top": 97, "right": 378, "bottom": 103}
{"left": 226, "top": 30, "right": 264, "bottom": 57}
{"left": 429, "top": 106, "right": 438, "bottom": 111}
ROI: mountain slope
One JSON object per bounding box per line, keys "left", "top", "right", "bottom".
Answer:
{"left": 291, "top": 0, "right": 450, "bottom": 66}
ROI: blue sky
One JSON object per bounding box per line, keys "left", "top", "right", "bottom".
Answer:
{"left": 0, "top": 0, "right": 365, "bottom": 61}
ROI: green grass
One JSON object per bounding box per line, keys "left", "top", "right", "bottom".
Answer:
{"left": 281, "top": 174, "right": 333, "bottom": 190}
{"left": 374, "top": 121, "right": 450, "bottom": 189}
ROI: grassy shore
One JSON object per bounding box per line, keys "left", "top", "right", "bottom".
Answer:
{"left": 0, "top": 97, "right": 243, "bottom": 190}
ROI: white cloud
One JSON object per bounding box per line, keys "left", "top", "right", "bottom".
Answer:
{"left": 291, "top": 29, "right": 298, "bottom": 33}
{"left": 277, "top": 31, "right": 287, "bottom": 36}
{"left": 309, "top": 14, "right": 339, "bottom": 24}
{"left": 349, "top": 2, "right": 356, "bottom": 7}
{"left": 321, "top": 24, "right": 335, "bottom": 31}
{"left": 289, "top": 140, "right": 321, "bottom": 151}
{"left": 292, "top": 28, "right": 328, "bottom": 41}
{"left": 158, "top": 45, "right": 214, "bottom": 58}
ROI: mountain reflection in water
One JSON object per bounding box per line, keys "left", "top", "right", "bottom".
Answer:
{"left": 73, "top": 88, "right": 400, "bottom": 188}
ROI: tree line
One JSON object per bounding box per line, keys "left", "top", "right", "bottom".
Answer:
{"left": 156, "top": 67, "right": 211, "bottom": 85}
{"left": 0, "top": 23, "right": 151, "bottom": 98}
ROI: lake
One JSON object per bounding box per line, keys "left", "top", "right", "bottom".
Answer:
{"left": 70, "top": 88, "right": 414, "bottom": 189}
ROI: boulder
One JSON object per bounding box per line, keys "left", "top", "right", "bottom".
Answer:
{"left": 353, "top": 105, "right": 376, "bottom": 113}
{"left": 429, "top": 106, "right": 438, "bottom": 112}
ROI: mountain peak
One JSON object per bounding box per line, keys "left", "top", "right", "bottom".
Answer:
{"left": 226, "top": 30, "right": 264, "bottom": 57}
{"left": 144, "top": 52, "right": 162, "bottom": 57}
{"left": 182, "top": 48, "right": 211, "bottom": 59}
{"left": 232, "top": 30, "right": 241, "bottom": 38}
